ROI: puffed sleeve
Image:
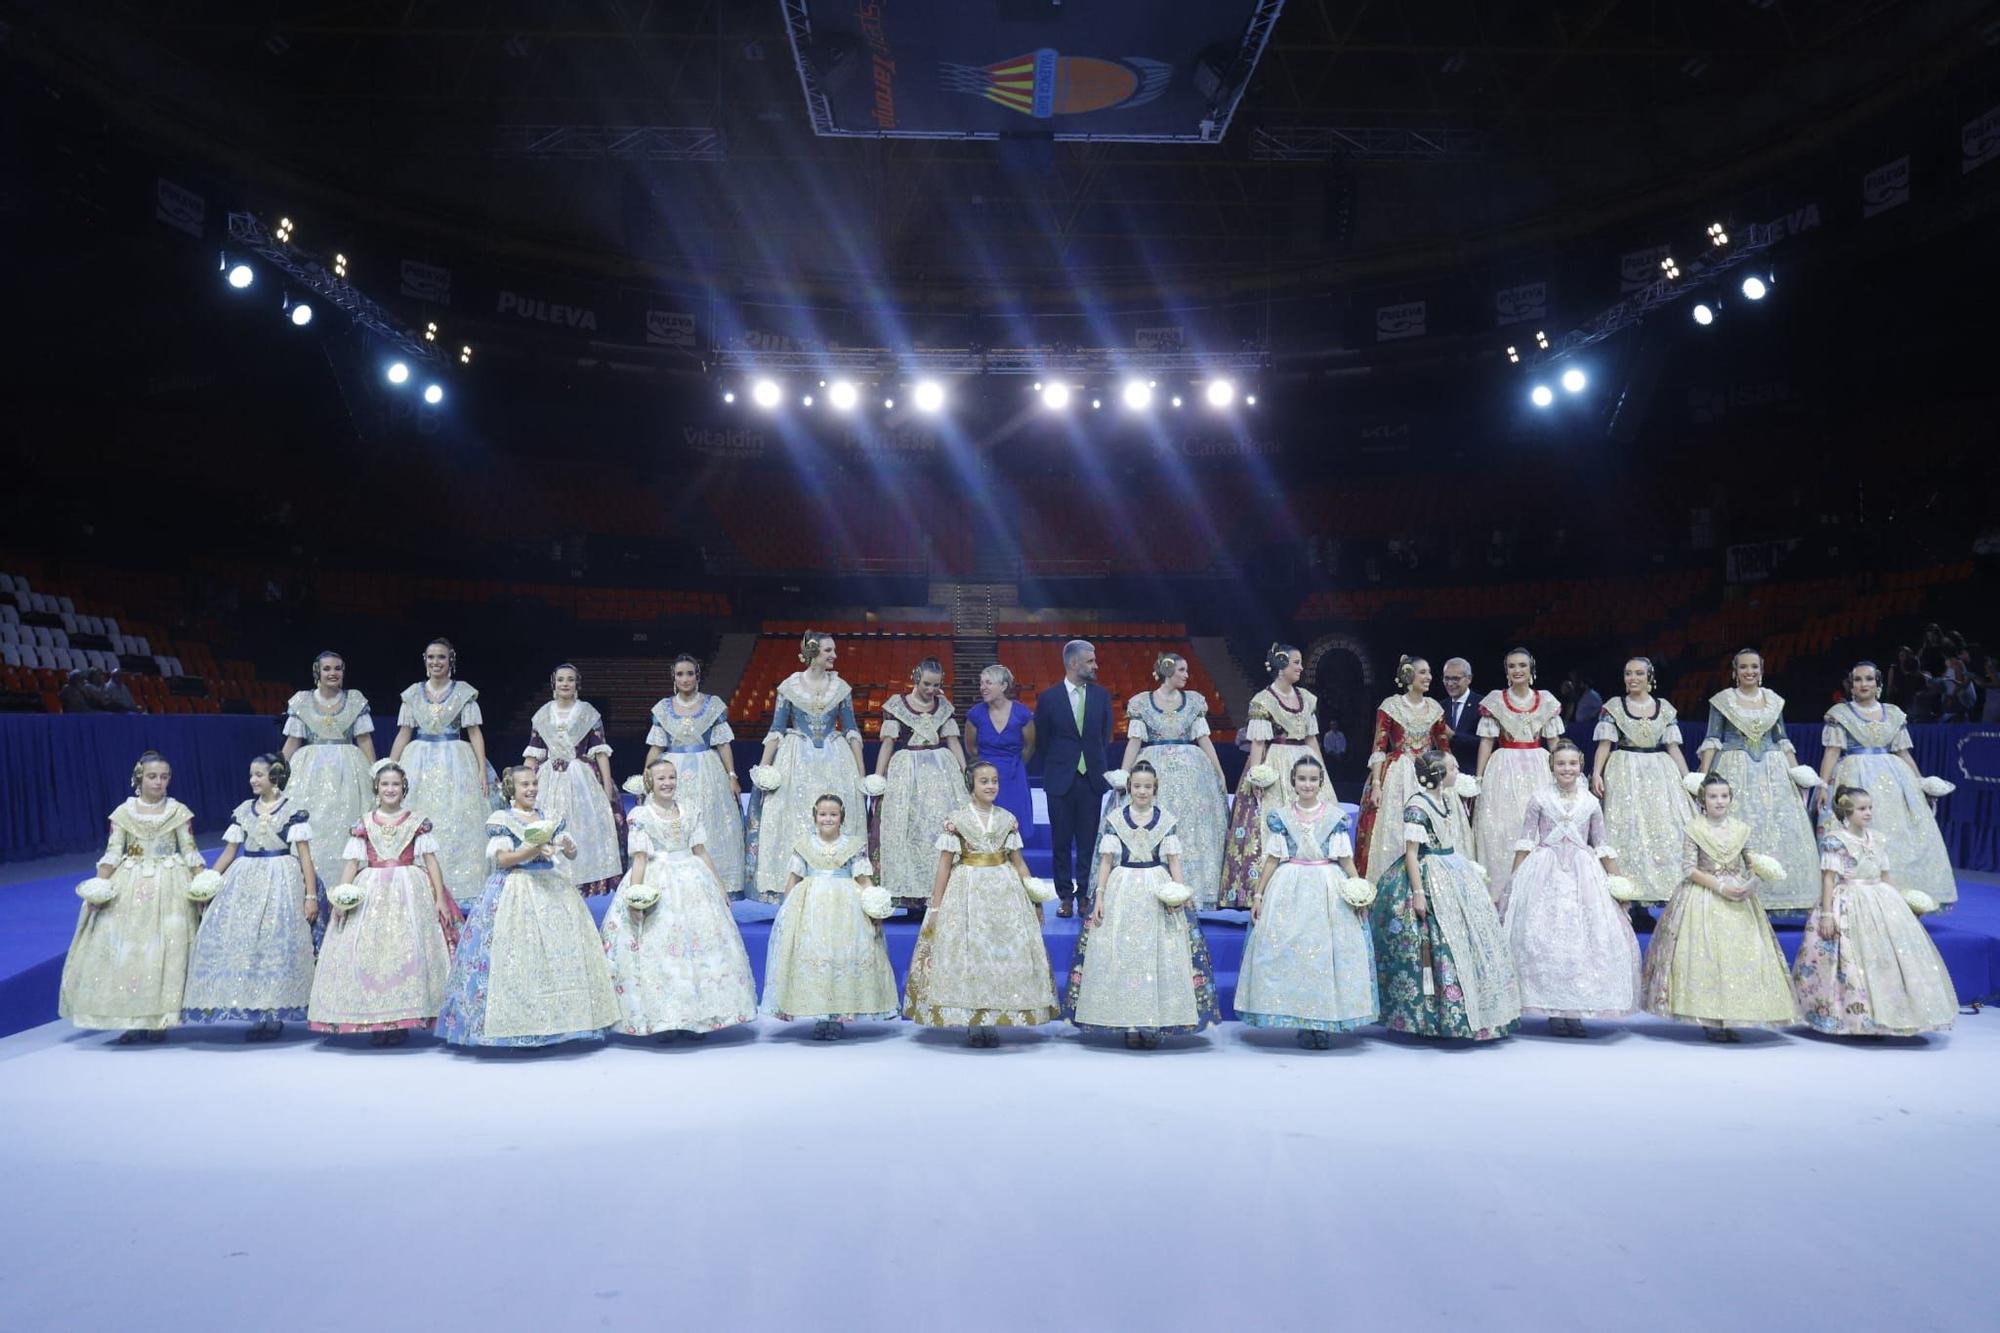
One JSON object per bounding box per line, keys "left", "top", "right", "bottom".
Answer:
{"left": 222, "top": 824, "right": 247, "bottom": 845}
{"left": 282, "top": 708, "right": 309, "bottom": 739}
{"left": 839, "top": 697, "right": 860, "bottom": 740}
{"left": 412, "top": 831, "right": 438, "bottom": 856}
{"left": 1818, "top": 831, "right": 1846, "bottom": 873}
{"left": 585, "top": 722, "right": 612, "bottom": 760}
{"left": 1664, "top": 722, "right": 1684, "bottom": 745}
{"left": 350, "top": 704, "right": 374, "bottom": 737}
{"left": 710, "top": 718, "right": 736, "bottom": 747}
{"left": 628, "top": 822, "right": 655, "bottom": 857}
{"left": 685, "top": 815, "right": 709, "bottom": 850}
{"left": 287, "top": 819, "right": 314, "bottom": 845}
{"left": 934, "top": 831, "right": 961, "bottom": 854}
{"left": 1819, "top": 724, "right": 1846, "bottom": 752}
{"left": 1587, "top": 804, "right": 1614, "bottom": 859}
{"left": 1539, "top": 704, "right": 1565, "bottom": 740}
{"left": 460, "top": 698, "right": 484, "bottom": 727}
{"left": 1003, "top": 828, "right": 1024, "bottom": 851}
{"left": 646, "top": 711, "right": 670, "bottom": 748}
{"left": 787, "top": 851, "right": 810, "bottom": 879}
{"left": 395, "top": 691, "right": 417, "bottom": 727}
{"left": 879, "top": 716, "right": 903, "bottom": 742}
{"left": 1402, "top": 802, "right": 1433, "bottom": 848}
{"left": 1189, "top": 714, "right": 1211, "bottom": 741}
{"left": 1697, "top": 706, "right": 1725, "bottom": 755}
{"left": 1099, "top": 832, "right": 1123, "bottom": 855}
{"left": 1592, "top": 716, "right": 1618, "bottom": 743}
{"left": 1126, "top": 697, "right": 1151, "bottom": 743}
{"left": 1261, "top": 812, "right": 1290, "bottom": 860}
{"left": 1244, "top": 697, "right": 1274, "bottom": 743}
{"left": 342, "top": 835, "right": 368, "bottom": 862}
{"left": 1891, "top": 725, "right": 1913, "bottom": 753}
{"left": 523, "top": 725, "right": 549, "bottom": 762}
{"left": 1514, "top": 794, "right": 1549, "bottom": 853}
{"left": 1161, "top": 833, "right": 1185, "bottom": 858}
{"left": 940, "top": 716, "right": 961, "bottom": 739}
{"left": 1326, "top": 822, "right": 1354, "bottom": 859}
{"left": 1475, "top": 712, "right": 1500, "bottom": 739}
{"left": 849, "top": 854, "right": 877, "bottom": 879}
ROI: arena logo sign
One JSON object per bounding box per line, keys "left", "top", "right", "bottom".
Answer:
{"left": 153, "top": 177, "right": 205, "bottom": 238}
{"left": 1762, "top": 202, "right": 1821, "bottom": 243}
{"left": 1493, "top": 281, "right": 1547, "bottom": 326}
{"left": 496, "top": 289, "right": 599, "bottom": 331}
{"left": 1687, "top": 379, "right": 1792, "bottom": 425}
{"left": 1963, "top": 105, "right": 2000, "bottom": 174}
{"left": 645, "top": 309, "right": 697, "bottom": 348}
{"left": 1861, "top": 156, "right": 1910, "bottom": 218}
{"left": 1176, "top": 433, "right": 1279, "bottom": 458}
{"left": 1619, "top": 244, "right": 1670, "bottom": 293}
{"left": 1374, "top": 300, "right": 1426, "bottom": 342}
{"left": 680, "top": 425, "right": 766, "bottom": 458}
{"left": 400, "top": 260, "right": 452, "bottom": 306}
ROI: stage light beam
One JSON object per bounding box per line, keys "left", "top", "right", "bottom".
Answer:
{"left": 913, "top": 380, "right": 946, "bottom": 413}
{"left": 1741, "top": 275, "right": 1768, "bottom": 301}
{"left": 828, "top": 380, "right": 859, "bottom": 411}
{"left": 1205, "top": 379, "right": 1235, "bottom": 408}
{"left": 422, "top": 384, "right": 444, "bottom": 405}
{"left": 289, "top": 302, "right": 313, "bottom": 327}
{"left": 1561, "top": 368, "right": 1586, "bottom": 394}
{"left": 1041, "top": 382, "right": 1071, "bottom": 410}
{"left": 385, "top": 361, "right": 410, "bottom": 385}
{"left": 1692, "top": 303, "right": 1716, "bottom": 326}
{"left": 752, "top": 378, "right": 782, "bottom": 409}
{"left": 1530, "top": 384, "right": 1555, "bottom": 408}
{"left": 1121, "top": 380, "right": 1152, "bottom": 411}
{"left": 226, "top": 263, "right": 254, "bottom": 289}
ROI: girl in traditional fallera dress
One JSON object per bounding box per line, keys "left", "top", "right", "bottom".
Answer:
{"left": 279, "top": 651, "right": 375, "bottom": 856}
{"left": 1698, "top": 649, "right": 1822, "bottom": 916}
{"left": 1791, "top": 786, "right": 1958, "bottom": 1037}
{"left": 745, "top": 630, "right": 866, "bottom": 903}
{"left": 1356, "top": 655, "right": 1453, "bottom": 882}
{"left": 963, "top": 664, "right": 1036, "bottom": 837}
{"left": 309, "top": 762, "right": 458, "bottom": 1045}
{"left": 1640, "top": 774, "right": 1797, "bottom": 1041}
{"left": 60, "top": 752, "right": 205, "bottom": 1042}
{"left": 523, "top": 663, "right": 625, "bottom": 896}
{"left": 602, "top": 758, "right": 758, "bottom": 1040}
{"left": 645, "top": 654, "right": 744, "bottom": 899}
{"left": 1371, "top": 751, "right": 1522, "bottom": 1041}
{"left": 1814, "top": 661, "right": 1958, "bottom": 911}
{"left": 1066, "top": 762, "right": 1220, "bottom": 1048}
{"left": 1220, "top": 644, "right": 1321, "bottom": 910}
{"left": 1590, "top": 656, "right": 1690, "bottom": 928}
{"left": 904, "top": 761, "right": 1060, "bottom": 1046}
{"left": 389, "top": 638, "right": 490, "bottom": 911}
{"left": 1472, "top": 647, "right": 1564, "bottom": 910}
{"left": 183, "top": 754, "right": 317, "bottom": 1039}
{"left": 436, "top": 766, "right": 619, "bottom": 1049}
{"left": 1096, "top": 654, "right": 1229, "bottom": 910}
{"left": 764, "top": 795, "right": 900, "bottom": 1040}
{"left": 870, "top": 657, "right": 966, "bottom": 908}
{"left": 1504, "top": 740, "right": 1641, "bottom": 1036}
{"left": 1236, "top": 755, "right": 1379, "bottom": 1047}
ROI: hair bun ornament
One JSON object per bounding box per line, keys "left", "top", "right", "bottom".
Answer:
{"left": 1682, "top": 772, "right": 1708, "bottom": 797}
{"left": 75, "top": 876, "right": 118, "bottom": 906}
{"left": 859, "top": 884, "right": 895, "bottom": 920}
{"left": 1747, "top": 852, "right": 1786, "bottom": 882}
{"left": 622, "top": 774, "right": 649, "bottom": 797}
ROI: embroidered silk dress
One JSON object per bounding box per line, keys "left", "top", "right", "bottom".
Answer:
{"left": 1091, "top": 691, "right": 1229, "bottom": 910}
{"left": 1472, "top": 688, "right": 1564, "bottom": 909}
{"left": 309, "top": 812, "right": 455, "bottom": 1033}
{"left": 396, "top": 679, "right": 489, "bottom": 909}
{"left": 1371, "top": 793, "right": 1522, "bottom": 1040}
{"left": 282, "top": 689, "right": 374, "bottom": 844}
{"left": 59, "top": 798, "right": 205, "bottom": 1031}
{"left": 1639, "top": 816, "right": 1796, "bottom": 1028}
{"left": 1502, "top": 788, "right": 1640, "bottom": 1018}
{"left": 1820, "top": 701, "right": 1957, "bottom": 910}
{"left": 524, "top": 699, "right": 624, "bottom": 895}
{"left": 744, "top": 674, "right": 865, "bottom": 903}
{"left": 762, "top": 834, "right": 899, "bottom": 1023}
{"left": 1791, "top": 827, "right": 1957, "bottom": 1036}
{"left": 435, "top": 809, "right": 619, "bottom": 1047}
{"left": 1355, "top": 694, "right": 1452, "bottom": 881}
{"left": 871, "top": 695, "right": 965, "bottom": 905}
{"left": 1065, "top": 806, "right": 1220, "bottom": 1035}
{"left": 1593, "top": 698, "right": 1689, "bottom": 904}
{"left": 183, "top": 799, "right": 316, "bottom": 1023}
{"left": 646, "top": 694, "right": 743, "bottom": 898}
{"left": 601, "top": 801, "right": 758, "bottom": 1035}
{"left": 1236, "top": 805, "right": 1379, "bottom": 1033}
{"left": 1699, "top": 689, "right": 1819, "bottom": 914}
{"left": 1219, "top": 686, "right": 1319, "bottom": 909}
{"left": 904, "top": 805, "right": 1059, "bottom": 1028}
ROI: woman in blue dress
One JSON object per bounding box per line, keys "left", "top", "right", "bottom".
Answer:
{"left": 963, "top": 664, "right": 1036, "bottom": 835}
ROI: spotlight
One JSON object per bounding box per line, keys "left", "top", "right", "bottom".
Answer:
{"left": 1530, "top": 384, "right": 1555, "bottom": 408}
{"left": 1205, "top": 379, "right": 1235, "bottom": 408}
{"left": 828, "top": 380, "right": 859, "bottom": 411}
{"left": 883, "top": 398, "right": 895, "bottom": 409}
{"left": 458, "top": 345, "right": 473, "bottom": 366}
{"left": 1740, "top": 275, "right": 1768, "bottom": 301}
{"left": 1246, "top": 394, "right": 1257, "bottom": 406}
{"left": 1091, "top": 398, "right": 1102, "bottom": 410}
{"left": 274, "top": 216, "right": 294, "bottom": 244}
{"left": 1120, "top": 379, "right": 1152, "bottom": 411}
{"left": 226, "top": 263, "right": 254, "bottom": 289}
{"left": 1659, "top": 255, "right": 1681, "bottom": 280}
{"left": 288, "top": 301, "right": 313, "bottom": 327}
{"left": 752, "top": 378, "right": 782, "bottom": 409}
{"left": 1171, "top": 395, "right": 1183, "bottom": 409}
{"left": 1032, "top": 381, "right": 1043, "bottom": 392}
{"left": 1533, "top": 330, "right": 1549, "bottom": 350}
{"left": 1505, "top": 346, "right": 1520, "bottom": 365}
{"left": 802, "top": 395, "right": 814, "bottom": 407}
{"left": 1041, "top": 382, "right": 1071, "bottom": 410}
{"left": 422, "top": 383, "right": 444, "bottom": 406}
{"left": 333, "top": 253, "right": 348, "bottom": 278}
{"left": 723, "top": 390, "right": 736, "bottom": 404}
{"left": 423, "top": 321, "right": 438, "bottom": 344}
{"left": 1691, "top": 303, "right": 1716, "bottom": 326}
{"left": 1560, "top": 367, "right": 1586, "bottom": 394}
{"left": 913, "top": 380, "right": 946, "bottom": 413}
{"left": 1706, "top": 221, "right": 1730, "bottom": 247}
{"left": 385, "top": 361, "right": 410, "bottom": 385}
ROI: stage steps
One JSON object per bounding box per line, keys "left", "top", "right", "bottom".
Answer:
{"left": 703, "top": 631, "right": 758, "bottom": 704}
{"left": 1193, "top": 635, "right": 1255, "bottom": 730}
{"left": 938, "top": 582, "right": 1012, "bottom": 711}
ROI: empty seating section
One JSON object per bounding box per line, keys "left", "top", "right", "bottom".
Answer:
{"left": 729, "top": 621, "right": 955, "bottom": 738}
{"left": 996, "top": 619, "right": 1230, "bottom": 740}
{"left": 312, "top": 570, "right": 726, "bottom": 621}
{"left": 704, "top": 473, "right": 941, "bottom": 574}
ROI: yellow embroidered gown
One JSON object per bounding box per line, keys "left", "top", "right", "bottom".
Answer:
{"left": 1640, "top": 816, "right": 1796, "bottom": 1027}
{"left": 1593, "top": 697, "right": 1688, "bottom": 904}
{"left": 762, "top": 834, "right": 899, "bottom": 1022}
{"left": 59, "top": 798, "right": 205, "bottom": 1030}
{"left": 904, "top": 805, "right": 1059, "bottom": 1027}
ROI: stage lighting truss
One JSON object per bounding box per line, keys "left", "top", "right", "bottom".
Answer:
{"left": 424, "top": 321, "right": 439, "bottom": 344}
{"left": 1707, "top": 221, "right": 1730, "bottom": 248}
{"left": 1659, "top": 255, "right": 1681, "bottom": 281}
{"left": 1533, "top": 330, "right": 1550, "bottom": 351}
{"left": 274, "top": 216, "right": 294, "bottom": 244}
{"left": 224, "top": 212, "right": 443, "bottom": 366}
{"left": 333, "top": 253, "right": 348, "bottom": 279}
{"left": 458, "top": 345, "right": 474, "bottom": 366}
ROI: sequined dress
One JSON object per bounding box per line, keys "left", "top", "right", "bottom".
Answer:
{"left": 1791, "top": 827, "right": 1957, "bottom": 1036}
{"left": 525, "top": 699, "right": 625, "bottom": 895}
{"left": 396, "top": 680, "right": 489, "bottom": 909}
{"left": 1472, "top": 688, "right": 1564, "bottom": 909}
{"left": 871, "top": 695, "right": 965, "bottom": 905}
{"left": 646, "top": 694, "right": 743, "bottom": 897}
{"left": 1236, "top": 804, "right": 1379, "bottom": 1032}
{"left": 59, "top": 798, "right": 205, "bottom": 1031}
{"left": 282, "top": 689, "right": 374, "bottom": 844}
{"left": 1219, "top": 686, "right": 1318, "bottom": 910}
{"left": 183, "top": 798, "right": 316, "bottom": 1022}
{"left": 1699, "top": 690, "right": 1819, "bottom": 914}
{"left": 744, "top": 674, "right": 864, "bottom": 903}
{"left": 1593, "top": 697, "right": 1688, "bottom": 904}
{"left": 1065, "top": 805, "right": 1219, "bottom": 1034}
{"left": 1819, "top": 702, "right": 1957, "bottom": 910}
{"left": 904, "top": 805, "right": 1059, "bottom": 1027}
{"left": 1502, "top": 788, "right": 1640, "bottom": 1018}
{"left": 601, "top": 801, "right": 758, "bottom": 1035}
{"left": 309, "top": 811, "right": 455, "bottom": 1033}
{"left": 762, "top": 835, "right": 899, "bottom": 1023}
{"left": 1355, "top": 694, "right": 1452, "bottom": 881}
{"left": 1090, "top": 691, "right": 1229, "bottom": 909}
{"left": 1639, "top": 816, "right": 1796, "bottom": 1027}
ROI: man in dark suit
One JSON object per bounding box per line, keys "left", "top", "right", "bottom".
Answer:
{"left": 1440, "top": 657, "right": 1482, "bottom": 773}
{"left": 1033, "top": 639, "right": 1112, "bottom": 918}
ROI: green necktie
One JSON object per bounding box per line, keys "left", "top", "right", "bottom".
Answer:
{"left": 1072, "top": 687, "right": 1087, "bottom": 773}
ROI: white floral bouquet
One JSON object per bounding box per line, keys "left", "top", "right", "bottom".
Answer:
{"left": 624, "top": 881, "right": 661, "bottom": 912}
{"left": 74, "top": 876, "right": 117, "bottom": 906}
{"left": 1682, "top": 772, "right": 1708, "bottom": 797}
{"left": 1919, "top": 776, "right": 1956, "bottom": 799}
{"left": 1021, "top": 875, "right": 1057, "bottom": 904}
{"left": 1156, "top": 881, "right": 1193, "bottom": 909}
{"left": 622, "top": 774, "right": 649, "bottom": 798}
{"left": 329, "top": 883, "right": 365, "bottom": 912}
{"left": 861, "top": 774, "right": 889, "bottom": 798}
{"left": 185, "top": 868, "right": 225, "bottom": 903}
{"left": 749, "top": 765, "right": 783, "bottom": 792}
{"left": 1788, "top": 764, "right": 1822, "bottom": 790}
{"left": 859, "top": 884, "right": 895, "bottom": 919}
{"left": 1337, "top": 875, "right": 1376, "bottom": 909}
{"left": 1604, "top": 874, "right": 1643, "bottom": 902}
{"left": 1464, "top": 859, "right": 1490, "bottom": 887}
{"left": 1747, "top": 852, "right": 1786, "bottom": 882}
{"left": 1900, "top": 886, "right": 1940, "bottom": 915}
{"left": 520, "top": 819, "right": 557, "bottom": 846}
{"left": 1105, "top": 768, "right": 1130, "bottom": 792}
{"left": 1246, "top": 763, "right": 1279, "bottom": 790}
{"left": 1453, "top": 774, "right": 1481, "bottom": 799}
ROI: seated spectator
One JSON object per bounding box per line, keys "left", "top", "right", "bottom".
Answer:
{"left": 1936, "top": 657, "right": 1978, "bottom": 723}
{"left": 58, "top": 669, "right": 104, "bottom": 713}
{"left": 1979, "top": 655, "right": 2000, "bottom": 724}
{"left": 99, "top": 668, "right": 139, "bottom": 713}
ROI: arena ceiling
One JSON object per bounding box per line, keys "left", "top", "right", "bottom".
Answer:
{"left": 12, "top": 0, "right": 1999, "bottom": 304}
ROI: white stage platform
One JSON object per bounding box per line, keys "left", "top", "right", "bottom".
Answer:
{"left": 1, "top": 1011, "right": 1994, "bottom": 1331}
